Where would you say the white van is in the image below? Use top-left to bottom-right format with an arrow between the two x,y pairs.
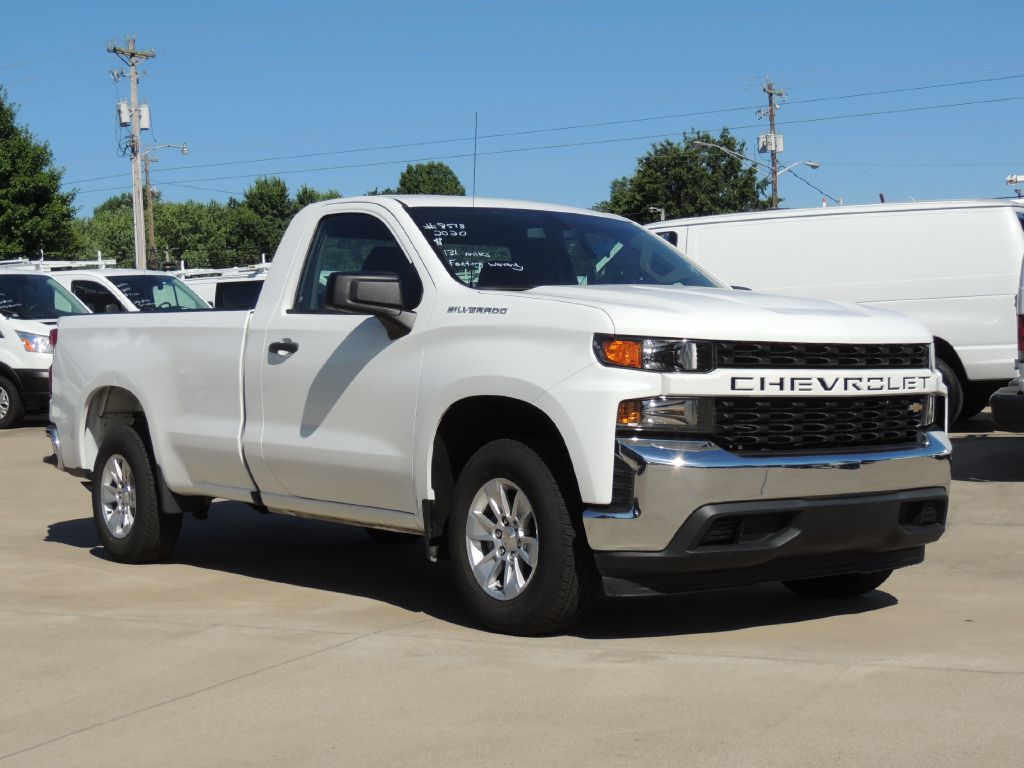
0,272 -> 90,428
649,200 -> 1024,421
45,269 -> 209,313
989,258 -> 1024,431
175,266 -> 267,309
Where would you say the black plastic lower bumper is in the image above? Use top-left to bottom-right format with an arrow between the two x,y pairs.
990,384 -> 1024,432
594,487 -> 947,597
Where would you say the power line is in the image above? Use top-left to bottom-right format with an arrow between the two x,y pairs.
71,93 -> 1024,196
63,74 -> 1024,186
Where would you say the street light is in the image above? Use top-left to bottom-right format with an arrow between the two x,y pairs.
779,160 -> 821,175
648,206 -> 666,221
141,143 -> 188,268
692,140 -> 823,206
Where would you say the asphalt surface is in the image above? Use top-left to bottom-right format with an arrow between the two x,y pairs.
1,414 -> 1022,767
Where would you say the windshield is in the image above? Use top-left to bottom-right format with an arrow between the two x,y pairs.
111,275 -> 209,311
406,207 -> 721,290
0,274 -> 90,319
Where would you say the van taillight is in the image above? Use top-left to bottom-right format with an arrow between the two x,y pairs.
48,329 -> 57,398
1018,314 -> 1024,363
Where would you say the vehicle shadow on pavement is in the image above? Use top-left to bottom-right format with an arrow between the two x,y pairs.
46,501 -> 899,638
46,501 -> 478,629
950,435 -> 1024,482
573,587 -> 896,639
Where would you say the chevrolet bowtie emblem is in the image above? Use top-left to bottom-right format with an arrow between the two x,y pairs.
909,402 -> 924,414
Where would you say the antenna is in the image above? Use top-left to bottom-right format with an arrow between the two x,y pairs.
472,111 -> 478,206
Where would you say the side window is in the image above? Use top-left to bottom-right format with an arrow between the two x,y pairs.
294,213 -> 423,312
71,280 -> 123,313
658,230 -> 678,246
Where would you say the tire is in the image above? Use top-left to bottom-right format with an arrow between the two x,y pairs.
0,375 -> 26,430
960,382 -> 998,421
91,425 -> 182,563
783,569 -> 892,598
448,439 -> 597,635
935,358 -> 963,426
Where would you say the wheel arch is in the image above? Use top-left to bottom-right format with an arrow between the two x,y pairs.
0,362 -> 25,392
423,396 -> 581,556
933,337 -> 967,384
81,385 -> 149,473
80,384 -> 201,516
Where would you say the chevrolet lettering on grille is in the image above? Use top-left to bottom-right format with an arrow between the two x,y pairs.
729,374 -> 933,394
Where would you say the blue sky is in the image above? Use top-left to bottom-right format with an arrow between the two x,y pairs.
4,0 -> 1024,219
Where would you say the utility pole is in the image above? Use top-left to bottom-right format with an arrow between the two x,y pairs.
144,154 -> 157,265
108,36 -> 155,270
757,78 -> 786,208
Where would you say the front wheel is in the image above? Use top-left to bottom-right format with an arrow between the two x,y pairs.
782,569 -> 892,598
92,425 -> 182,563
448,439 -> 596,635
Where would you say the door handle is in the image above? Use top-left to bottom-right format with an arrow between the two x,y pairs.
268,339 -> 299,356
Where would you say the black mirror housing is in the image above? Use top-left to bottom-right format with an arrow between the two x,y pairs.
326,272 -> 403,315
324,272 -> 415,338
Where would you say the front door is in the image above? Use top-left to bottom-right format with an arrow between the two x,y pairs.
246,209 -> 429,515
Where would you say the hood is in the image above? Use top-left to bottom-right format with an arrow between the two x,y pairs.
525,285 -> 933,344
3,317 -> 56,334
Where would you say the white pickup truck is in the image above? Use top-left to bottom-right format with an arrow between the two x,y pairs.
48,196 -> 952,634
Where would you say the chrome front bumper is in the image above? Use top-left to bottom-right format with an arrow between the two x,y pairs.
583,430 -> 952,552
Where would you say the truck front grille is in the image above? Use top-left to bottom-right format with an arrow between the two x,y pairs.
713,396 -> 929,452
715,341 -> 929,369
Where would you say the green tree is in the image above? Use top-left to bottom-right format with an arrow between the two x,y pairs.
75,203 -> 134,266
0,87 -> 77,256
224,177 -> 295,258
294,184 -> 341,208
596,129 -> 770,224
153,200 -> 230,269
394,161 -> 465,195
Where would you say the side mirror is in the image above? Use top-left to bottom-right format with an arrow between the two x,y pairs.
105,303 -> 123,313
324,272 -> 415,338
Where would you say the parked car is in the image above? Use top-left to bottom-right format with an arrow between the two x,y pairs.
0,273 -> 89,428
649,200 -> 1024,422
48,196 -> 951,634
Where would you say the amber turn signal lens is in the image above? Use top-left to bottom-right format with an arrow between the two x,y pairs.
617,400 -> 643,426
601,338 -> 643,369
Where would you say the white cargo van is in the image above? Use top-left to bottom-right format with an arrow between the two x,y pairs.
0,272 -> 90,428
45,269 -> 209,313
2,261 -> 210,314
989,257 -> 1024,431
649,200 -> 1024,421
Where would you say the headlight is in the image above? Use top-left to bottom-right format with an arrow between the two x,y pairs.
617,396 -> 714,433
594,334 -> 713,373
16,331 -> 53,354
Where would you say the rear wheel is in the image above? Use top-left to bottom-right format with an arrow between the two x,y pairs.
92,425 -> 182,563
448,439 -> 596,635
0,376 -> 26,429
783,569 -> 892,598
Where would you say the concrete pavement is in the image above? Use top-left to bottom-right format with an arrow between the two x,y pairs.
1,415 -> 1022,767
